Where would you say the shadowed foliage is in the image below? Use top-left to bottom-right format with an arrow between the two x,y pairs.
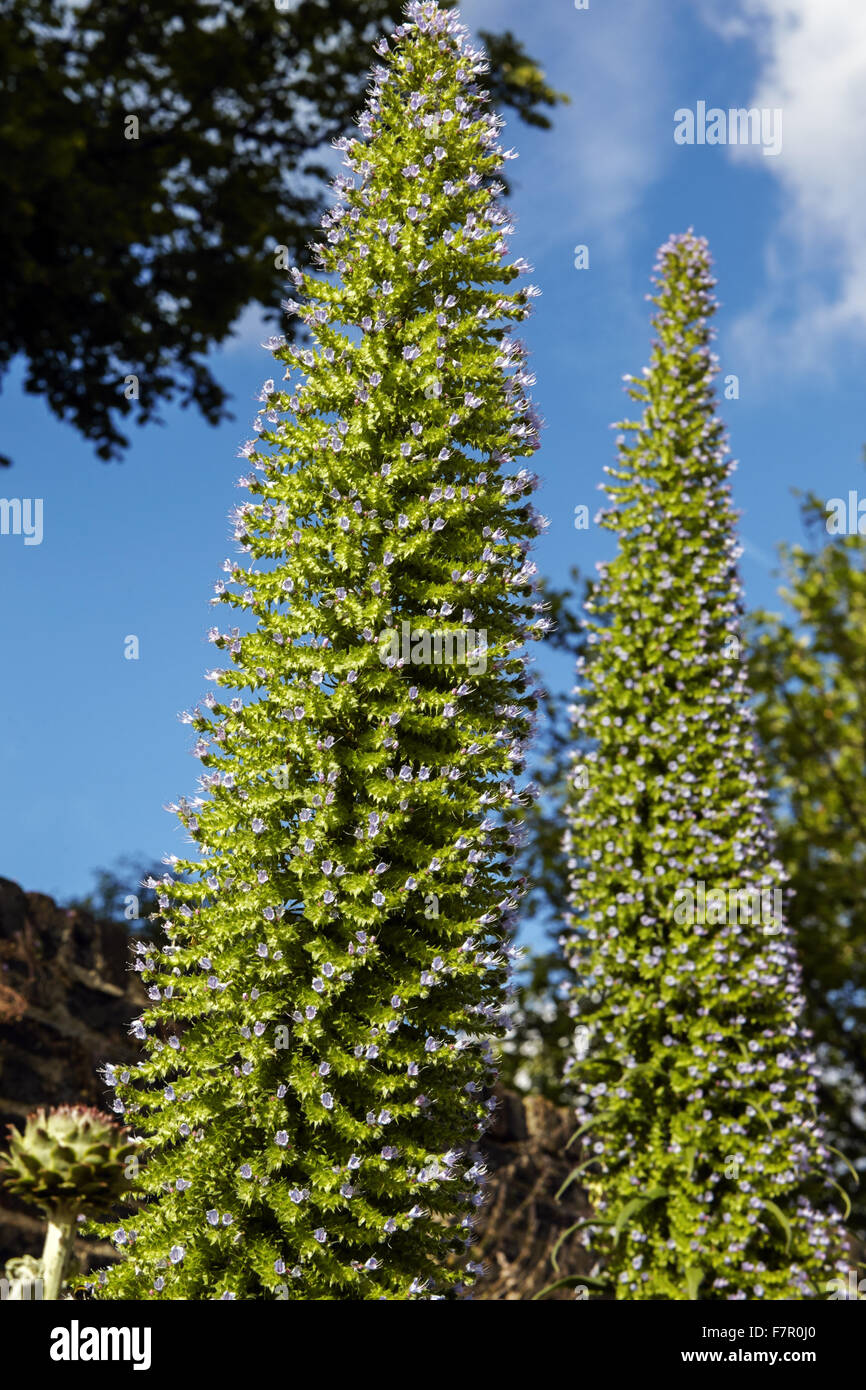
0,0 -> 564,466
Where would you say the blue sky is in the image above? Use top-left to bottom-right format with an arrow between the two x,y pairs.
2,0 -> 864,915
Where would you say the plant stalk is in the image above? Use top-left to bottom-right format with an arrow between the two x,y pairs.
41,1209 -> 77,1300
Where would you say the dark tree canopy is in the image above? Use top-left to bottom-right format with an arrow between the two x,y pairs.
0,0 -> 563,466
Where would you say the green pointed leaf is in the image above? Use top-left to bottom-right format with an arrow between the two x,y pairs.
738,1096 -> 774,1133
760,1199 -> 792,1252
685,1267 -> 705,1301
613,1189 -> 667,1245
565,1110 -> 613,1152
613,1197 -> 650,1244
554,1156 -> 601,1202
826,1177 -> 852,1221
828,1146 -> 860,1188
550,1217 -> 615,1272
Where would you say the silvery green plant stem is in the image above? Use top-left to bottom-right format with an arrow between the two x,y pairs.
88,0 -> 546,1301
41,1211 -> 76,1300
562,232 -> 849,1300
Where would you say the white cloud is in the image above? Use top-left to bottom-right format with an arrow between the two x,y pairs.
716,0 -> 866,369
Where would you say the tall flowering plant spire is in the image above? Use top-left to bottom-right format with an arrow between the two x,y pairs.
561,232 -> 849,1300
87,0 -> 547,1301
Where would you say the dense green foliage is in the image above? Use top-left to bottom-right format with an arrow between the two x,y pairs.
0,0 -> 562,466
749,489 -> 866,1238
85,1 -> 546,1301
561,232 -> 849,1299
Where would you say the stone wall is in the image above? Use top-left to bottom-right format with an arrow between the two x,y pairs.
0,877 -> 146,1271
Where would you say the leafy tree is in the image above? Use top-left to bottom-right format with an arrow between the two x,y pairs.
505,498 -> 866,1239
749,487 -> 866,1238
560,232 -> 849,1300
64,856 -> 163,933
0,0 -> 563,467
84,0 -> 545,1301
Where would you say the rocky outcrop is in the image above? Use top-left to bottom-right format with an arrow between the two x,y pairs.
0,878 -> 145,1272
